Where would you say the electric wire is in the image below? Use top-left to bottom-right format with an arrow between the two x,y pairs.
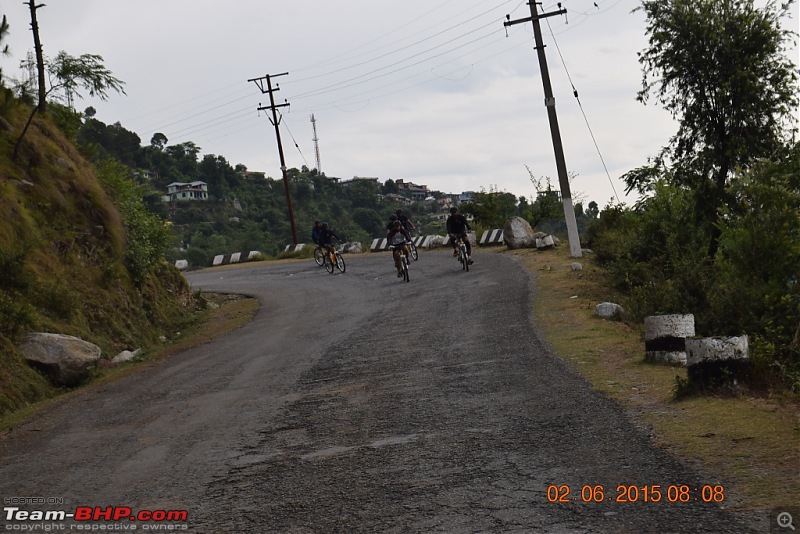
290,0 -> 518,84
279,112 -> 310,169
544,15 -> 621,204
126,3 -> 523,148
292,0 -> 514,75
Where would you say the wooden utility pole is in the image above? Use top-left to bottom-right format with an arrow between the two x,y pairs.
248,72 -> 298,245
505,1 -> 582,258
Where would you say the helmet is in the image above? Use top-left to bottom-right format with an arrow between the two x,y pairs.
314,220 -> 321,225
450,207 -> 458,214
392,220 -> 401,228
396,209 -> 403,215
321,222 -> 328,229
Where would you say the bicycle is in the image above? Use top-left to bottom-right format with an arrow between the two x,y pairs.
313,245 -> 325,267
454,235 -> 470,272
407,239 -> 419,261
322,245 -> 346,274
389,243 -> 410,282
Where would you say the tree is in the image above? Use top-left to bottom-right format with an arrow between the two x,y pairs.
0,15 -> 9,82
382,179 -> 399,195
635,0 -> 799,259
462,186 -> 518,229
48,51 -> 126,104
25,0 -> 46,112
14,50 -> 126,161
151,132 -> 168,150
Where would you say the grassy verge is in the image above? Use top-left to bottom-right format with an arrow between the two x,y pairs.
510,245 -> 799,510
0,292 -> 258,433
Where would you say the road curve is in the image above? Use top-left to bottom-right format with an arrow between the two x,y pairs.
0,249 -> 760,533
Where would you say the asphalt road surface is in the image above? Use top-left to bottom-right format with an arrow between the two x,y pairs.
0,249 -> 763,533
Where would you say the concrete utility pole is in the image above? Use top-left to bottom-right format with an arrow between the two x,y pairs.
505,2 -> 582,258
248,72 -> 299,245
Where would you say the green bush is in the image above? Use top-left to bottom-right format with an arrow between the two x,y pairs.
588,149 -> 800,393
96,159 -> 170,284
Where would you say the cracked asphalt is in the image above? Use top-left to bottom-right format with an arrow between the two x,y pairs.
0,250 -> 762,533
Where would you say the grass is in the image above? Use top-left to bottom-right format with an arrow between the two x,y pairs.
510,244 -> 799,511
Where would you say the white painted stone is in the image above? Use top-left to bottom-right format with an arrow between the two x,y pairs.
644,314 -> 695,341
685,336 -> 749,366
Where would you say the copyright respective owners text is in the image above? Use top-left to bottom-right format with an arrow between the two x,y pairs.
772,507 -> 800,533
3,496 -> 189,531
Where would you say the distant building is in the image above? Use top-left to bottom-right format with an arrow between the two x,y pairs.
395,179 -> 429,201
384,193 -> 413,206
459,191 -> 476,204
340,176 -> 380,187
238,170 -> 266,180
133,169 -> 156,181
164,181 -> 209,202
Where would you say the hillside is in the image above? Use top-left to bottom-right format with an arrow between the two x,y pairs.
0,99 -> 202,416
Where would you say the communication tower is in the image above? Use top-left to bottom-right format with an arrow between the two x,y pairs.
310,113 -> 322,175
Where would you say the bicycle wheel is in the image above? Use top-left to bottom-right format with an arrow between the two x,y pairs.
314,247 -> 324,266
403,255 -> 410,282
335,252 -> 346,273
409,241 -> 418,261
460,244 -> 468,271
324,253 -> 334,273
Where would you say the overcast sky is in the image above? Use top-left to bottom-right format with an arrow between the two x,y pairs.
2,1 -> 798,206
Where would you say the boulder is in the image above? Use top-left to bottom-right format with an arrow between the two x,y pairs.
533,232 -> 561,250
111,348 -> 143,364
595,302 -> 625,321
342,241 -> 363,254
19,333 -> 102,387
503,217 -> 536,249
427,235 -> 449,248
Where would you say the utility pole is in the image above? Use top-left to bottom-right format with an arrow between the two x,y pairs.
310,113 -> 322,175
505,2 -> 582,258
248,72 -> 298,245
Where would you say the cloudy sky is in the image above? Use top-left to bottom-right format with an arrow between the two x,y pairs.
2,1 -> 798,206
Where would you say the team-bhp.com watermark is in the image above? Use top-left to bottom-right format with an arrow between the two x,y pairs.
4,498 -> 188,531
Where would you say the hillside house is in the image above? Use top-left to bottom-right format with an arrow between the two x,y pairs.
164,181 -> 209,202
395,179 -> 429,201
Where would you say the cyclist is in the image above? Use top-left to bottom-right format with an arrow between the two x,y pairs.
446,206 -> 473,264
311,220 -> 323,247
319,222 -> 339,258
395,209 -> 415,234
386,219 -> 412,277
385,214 -> 398,235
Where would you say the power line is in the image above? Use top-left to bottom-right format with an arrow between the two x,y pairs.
544,17 -> 621,204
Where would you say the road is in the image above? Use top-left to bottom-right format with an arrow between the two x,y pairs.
0,249 -> 762,533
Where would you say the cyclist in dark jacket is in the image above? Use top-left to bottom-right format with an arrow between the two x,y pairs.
387,220 -> 412,277
311,220 -> 323,246
385,215 -> 398,235
395,209 -> 415,234
319,222 -> 339,256
446,207 -> 473,263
